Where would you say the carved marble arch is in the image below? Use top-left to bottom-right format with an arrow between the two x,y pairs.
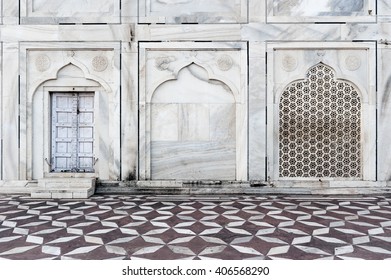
148,63 -> 238,180
28,63 -> 110,180
151,63 -> 236,104
148,62 -> 240,104
278,63 -> 362,178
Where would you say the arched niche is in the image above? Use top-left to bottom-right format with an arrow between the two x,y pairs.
149,64 -> 237,180
278,63 -> 362,178
28,63 -> 114,180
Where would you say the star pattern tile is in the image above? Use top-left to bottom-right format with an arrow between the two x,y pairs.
0,194 -> 390,260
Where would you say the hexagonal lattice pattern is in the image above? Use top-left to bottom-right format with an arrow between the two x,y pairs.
279,63 -> 361,178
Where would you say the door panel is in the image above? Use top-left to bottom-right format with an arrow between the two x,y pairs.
51,93 -> 94,172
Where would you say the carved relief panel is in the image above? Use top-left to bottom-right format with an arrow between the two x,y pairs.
138,0 -> 248,23
139,42 -> 248,181
267,42 -> 376,181
267,0 -> 376,23
20,0 -> 120,24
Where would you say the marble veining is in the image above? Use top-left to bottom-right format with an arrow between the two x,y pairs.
268,0 -> 375,22
21,0 -> 120,23
151,64 -> 236,180
273,0 -> 365,16
151,141 -> 236,180
140,0 -> 248,23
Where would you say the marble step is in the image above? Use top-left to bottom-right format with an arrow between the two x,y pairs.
32,178 -> 96,199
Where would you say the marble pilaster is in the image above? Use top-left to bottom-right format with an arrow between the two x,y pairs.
121,42 -> 139,180
377,46 -> 391,181
2,43 -> 19,180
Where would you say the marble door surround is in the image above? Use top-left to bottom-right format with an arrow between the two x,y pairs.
20,42 -> 121,183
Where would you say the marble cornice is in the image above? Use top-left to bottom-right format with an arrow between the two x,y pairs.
0,22 -> 389,43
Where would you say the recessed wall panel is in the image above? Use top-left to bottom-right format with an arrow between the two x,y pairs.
139,0 -> 248,23
21,0 -> 120,24
267,0 -> 376,23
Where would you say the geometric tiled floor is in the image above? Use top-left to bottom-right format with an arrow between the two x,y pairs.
0,194 -> 391,260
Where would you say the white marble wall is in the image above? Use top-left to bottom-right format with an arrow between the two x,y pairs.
2,0 -> 18,24
1,0 -> 391,190
0,42 -> 2,180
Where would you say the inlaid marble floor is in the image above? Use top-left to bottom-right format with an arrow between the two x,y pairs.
0,194 -> 390,260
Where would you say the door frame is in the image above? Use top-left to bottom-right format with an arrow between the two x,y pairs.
43,87 -> 100,177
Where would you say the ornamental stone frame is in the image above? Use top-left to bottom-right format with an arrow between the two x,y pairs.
267,42 -> 376,184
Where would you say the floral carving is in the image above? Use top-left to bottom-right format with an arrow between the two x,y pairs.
217,54 -> 233,71
345,55 -> 361,71
92,56 -> 108,72
35,55 -> 51,72
155,56 -> 176,71
282,55 -> 297,72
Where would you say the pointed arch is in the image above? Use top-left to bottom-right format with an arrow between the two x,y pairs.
152,63 -> 235,104
29,62 -> 112,100
148,62 -> 240,103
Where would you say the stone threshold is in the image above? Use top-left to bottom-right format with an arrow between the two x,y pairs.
1,180 -> 391,197
95,180 -> 391,196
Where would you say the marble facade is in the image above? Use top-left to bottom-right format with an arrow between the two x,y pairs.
0,1 -> 391,197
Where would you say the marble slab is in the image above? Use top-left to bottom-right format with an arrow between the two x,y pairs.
151,141 -> 236,180
139,0 -> 248,23
267,0 -> 376,23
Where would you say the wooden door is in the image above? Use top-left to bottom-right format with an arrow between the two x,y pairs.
51,92 -> 95,172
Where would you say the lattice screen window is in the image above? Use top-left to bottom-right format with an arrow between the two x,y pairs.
279,63 -> 361,178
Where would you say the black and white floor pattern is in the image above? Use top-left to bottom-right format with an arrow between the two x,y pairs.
0,194 -> 390,260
